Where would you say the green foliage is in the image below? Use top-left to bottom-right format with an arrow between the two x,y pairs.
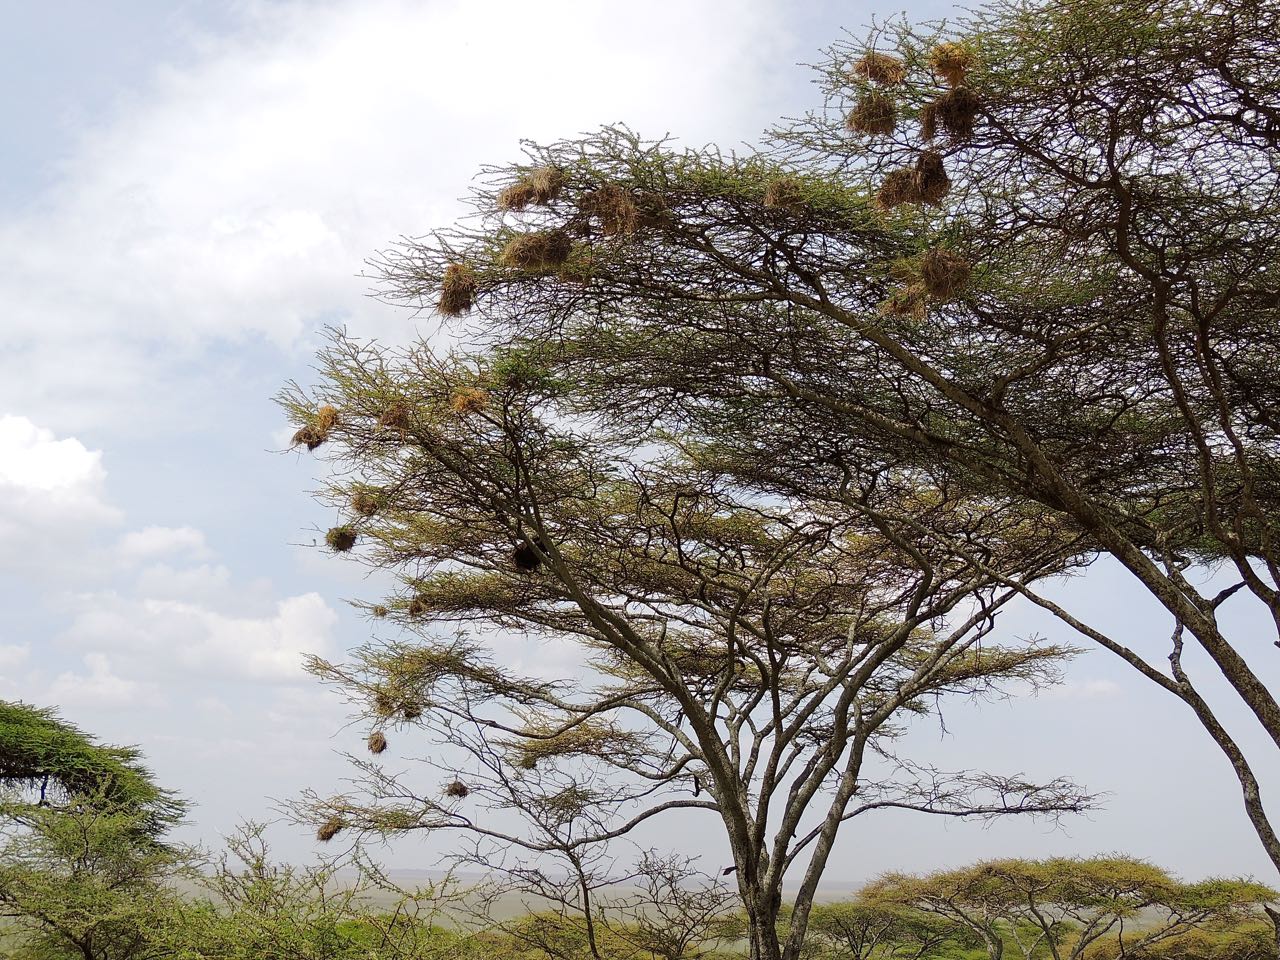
805,900 -> 983,959
0,799 -> 192,960
862,857 -> 1278,960
0,701 -> 184,834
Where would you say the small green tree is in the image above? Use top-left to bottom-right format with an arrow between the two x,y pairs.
0,801 -> 192,960
0,701 -> 183,836
862,858 -> 1277,960
0,705 -> 191,960
805,900 -> 981,959
168,822 -> 463,960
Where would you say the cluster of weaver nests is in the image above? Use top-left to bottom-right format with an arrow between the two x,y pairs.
843,43 -> 981,213
291,404 -> 339,451
844,44 -> 981,316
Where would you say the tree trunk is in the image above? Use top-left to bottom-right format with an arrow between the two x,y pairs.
745,893 -> 784,960
1264,904 -> 1280,960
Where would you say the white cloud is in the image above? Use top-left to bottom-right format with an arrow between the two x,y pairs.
61,591 -> 339,683
0,643 -> 30,672
0,414 -> 107,493
117,525 -> 211,563
0,415 -> 121,576
0,0 -> 792,431
46,653 -> 155,709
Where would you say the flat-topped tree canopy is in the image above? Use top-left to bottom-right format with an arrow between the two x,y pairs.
0,701 -> 184,837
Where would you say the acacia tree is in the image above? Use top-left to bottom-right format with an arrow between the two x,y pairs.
472,854 -> 740,960
284,334 -> 1093,960
355,0 -> 1280,886
169,822 -> 465,960
862,858 -> 1278,960
0,704 -> 192,960
804,898 -> 981,959
0,701 -> 184,835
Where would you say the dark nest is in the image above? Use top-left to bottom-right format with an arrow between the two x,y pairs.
763,176 -> 804,209
583,184 -> 640,237
351,490 -> 380,517
449,387 -> 488,416
912,151 -> 951,205
371,605 -> 389,618
438,263 -> 478,317
920,87 -> 981,142
407,596 -> 429,618
498,166 -> 565,210
292,404 -> 339,451
928,42 -> 974,87
367,730 -> 388,755
444,780 -> 470,799
846,91 -> 898,136
316,817 -> 344,842
499,230 -> 573,271
920,247 -> 972,300
377,403 -> 412,432
876,168 -> 920,211
325,525 -> 357,553
851,51 -> 908,85
291,425 -> 325,451
513,537 -> 545,572
402,701 -> 423,721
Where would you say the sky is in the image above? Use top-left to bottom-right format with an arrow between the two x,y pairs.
2,0 -> 1278,884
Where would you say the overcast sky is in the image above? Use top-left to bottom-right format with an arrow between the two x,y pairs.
3,0 -> 1278,883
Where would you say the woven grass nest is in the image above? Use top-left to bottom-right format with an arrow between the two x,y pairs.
291,425 -> 325,450
367,730 -> 388,754
763,176 -> 804,210
879,152 -> 952,210
919,247 -> 971,300
497,166 -> 565,211
499,230 -> 573,271
438,263 -> 478,317
876,168 -> 918,211
325,525 -> 357,553
582,184 -> 640,237
880,284 -> 928,321
920,88 -> 981,143
846,91 -> 897,136
292,404 -> 339,451
351,490 -> 380,517
928,42 -> 974,87
444,780 -> 470,799
913,150 -> 950,205
316,816 -> 344,842
377,403 -> 412,432
449,387 -> 488,416
513,536 -> 547,572
851,51 -> 907,85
